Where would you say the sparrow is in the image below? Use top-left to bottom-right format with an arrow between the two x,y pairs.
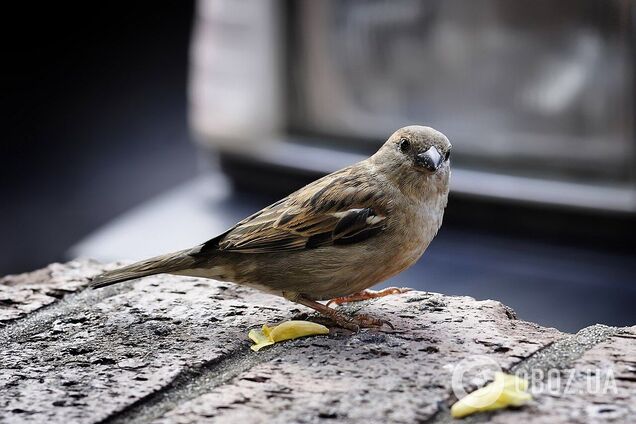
91,125 -> 452,330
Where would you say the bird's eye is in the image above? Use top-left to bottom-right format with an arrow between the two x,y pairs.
444,149 -> 451,161
399,138 -> 411,153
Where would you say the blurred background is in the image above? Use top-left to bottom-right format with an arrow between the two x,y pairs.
2,0 -> 635,332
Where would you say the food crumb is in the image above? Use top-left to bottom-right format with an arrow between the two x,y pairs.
248,320 -> 329,351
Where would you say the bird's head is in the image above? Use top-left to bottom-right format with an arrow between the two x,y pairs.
382,125 -> 451,173
371,125 -> 451,196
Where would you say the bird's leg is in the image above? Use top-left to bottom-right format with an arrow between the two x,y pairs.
326,287 -> 411,307
283,292 -> 392,331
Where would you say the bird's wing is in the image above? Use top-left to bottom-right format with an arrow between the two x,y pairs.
199,168 -> 388,254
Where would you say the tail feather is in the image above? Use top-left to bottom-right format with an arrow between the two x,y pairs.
90,249 -> 198,289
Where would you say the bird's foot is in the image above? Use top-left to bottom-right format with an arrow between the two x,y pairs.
283,291 -> 394,332
326,287 -> 411,307
327,311 -> 394,332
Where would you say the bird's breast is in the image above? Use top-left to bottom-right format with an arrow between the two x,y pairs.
388,190 -> 447,269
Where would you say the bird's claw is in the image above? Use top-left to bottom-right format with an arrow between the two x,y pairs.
332,313 -> 394,332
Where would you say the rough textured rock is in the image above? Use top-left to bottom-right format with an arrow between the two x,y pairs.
0,260 -> 103,321
0,261 -> 633,424
489,327 -> 636,424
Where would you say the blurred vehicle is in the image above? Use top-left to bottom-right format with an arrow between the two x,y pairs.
190,0 -> 636,214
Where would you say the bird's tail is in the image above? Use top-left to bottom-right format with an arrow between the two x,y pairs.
90,249 -> 198,289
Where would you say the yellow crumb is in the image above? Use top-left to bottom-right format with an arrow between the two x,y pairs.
248,320 -> 329,351
451,372 -> 532,418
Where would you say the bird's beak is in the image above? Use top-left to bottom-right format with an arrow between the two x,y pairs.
415,146 -> 444,172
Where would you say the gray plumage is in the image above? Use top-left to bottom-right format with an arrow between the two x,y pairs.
90,249 -> 197,288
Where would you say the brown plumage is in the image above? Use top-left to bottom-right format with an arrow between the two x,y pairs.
91,125 -> 452,330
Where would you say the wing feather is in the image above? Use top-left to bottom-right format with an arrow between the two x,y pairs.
199,166 -> 388,254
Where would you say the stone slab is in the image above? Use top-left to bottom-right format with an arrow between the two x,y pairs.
0,261 -> 633,424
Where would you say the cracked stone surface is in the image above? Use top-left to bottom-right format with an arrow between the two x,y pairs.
488,328 -> 636,424
0,260 -> 104,321
0,261 -> 634,424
